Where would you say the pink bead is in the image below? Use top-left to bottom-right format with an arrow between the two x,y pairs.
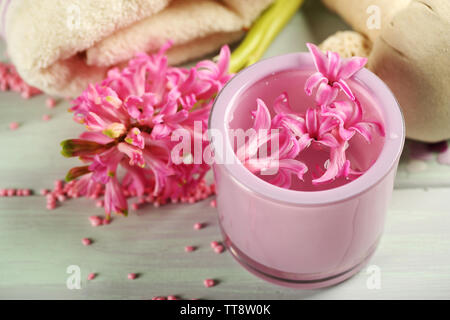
102,218 -> 111,225
184,246 -> 195,253
89,216 -> 103,227
46,203 -> 56,210
40,189 -> 49,195
214,245 -> 225,254
57,194 -> 66,202
152,296 -> 167,300
0,189 -> 6,197
87,273 -> 96,280
193,222 -> 204,230
210,241 -> 219,248
16,189 -> 23,196
95,200 -> 104,208
210,199 -> 217,208
46,98 -> 56,108
167,295 -> 179,300
9,122 -> 19,130
127,273 -> 137,280
22,189 -> 31,196
203,279 -> 216,288
7,189 -> 16,196
131,203 -> 139,211
82,238 -> 92,246
42,114 -> 51,121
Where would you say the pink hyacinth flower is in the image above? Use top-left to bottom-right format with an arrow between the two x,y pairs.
63,42 -> 231,216
323,100 -> 385,143
237,98 -> 308,188
312,141 -> 362,185
304,43 -> 367,106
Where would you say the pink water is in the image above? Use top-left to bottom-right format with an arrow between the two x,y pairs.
227,70 -> 385,191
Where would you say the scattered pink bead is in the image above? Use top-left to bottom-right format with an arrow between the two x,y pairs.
193,222 -> 205,230
152,296 -> 167,300
95,200 -> 104,208
210,241 -> 219,249
46,203 -> 56,210
203,279 -> 216,288
40,189 -> 49,196
89,216 -> 103,227
42,114 -> 51,121
184,246 -> 196,253
131,203 -> 139,211
21,189 -> 31,196
7,189 -> 16,197
57,194 -> 66,202
82,238 -> 92,246
214,245 -> 225,254
9,122 -> 19,130
87,273 -> 96,280
0,189 -> 6,197
127,273 -> 137,280
167,295 -> 179,300
46,98 -> 56,108
210,199 -> 217,208
437,148 -> 450,165
102,218 -> 111,225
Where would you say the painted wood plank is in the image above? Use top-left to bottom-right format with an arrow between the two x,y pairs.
0,188 -> 449,299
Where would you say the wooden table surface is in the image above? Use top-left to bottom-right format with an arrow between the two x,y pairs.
1,1 -> 449,299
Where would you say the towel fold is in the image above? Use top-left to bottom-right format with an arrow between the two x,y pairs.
0,0 -> 273,97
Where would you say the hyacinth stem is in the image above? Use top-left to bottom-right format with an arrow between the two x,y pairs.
229,0 -> 305,73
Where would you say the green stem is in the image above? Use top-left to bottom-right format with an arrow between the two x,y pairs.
229,0 -> 305,73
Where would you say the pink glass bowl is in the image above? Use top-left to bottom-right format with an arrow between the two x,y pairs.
209,52 -> 405,289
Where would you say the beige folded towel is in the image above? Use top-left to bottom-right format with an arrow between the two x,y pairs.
0,0 -> 273,97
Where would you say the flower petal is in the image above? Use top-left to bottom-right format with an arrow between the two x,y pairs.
278,159 -> 308,181
306,43 -> 328,75
334,79 -> 355,101
304,73 -> 327,96
273,92 -> 294,114
79,131 -> 114,144
338,57 -> 367,79
252,99 -> 272,131
326,51 -> 341,80
316,82 -> 339,106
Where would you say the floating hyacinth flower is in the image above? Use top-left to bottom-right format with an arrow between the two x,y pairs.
239,43 -> 385,187
61,43 -> 231,218
304,43 -> 367,107
323,100 -> 385,143
237,98 -> 308,189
